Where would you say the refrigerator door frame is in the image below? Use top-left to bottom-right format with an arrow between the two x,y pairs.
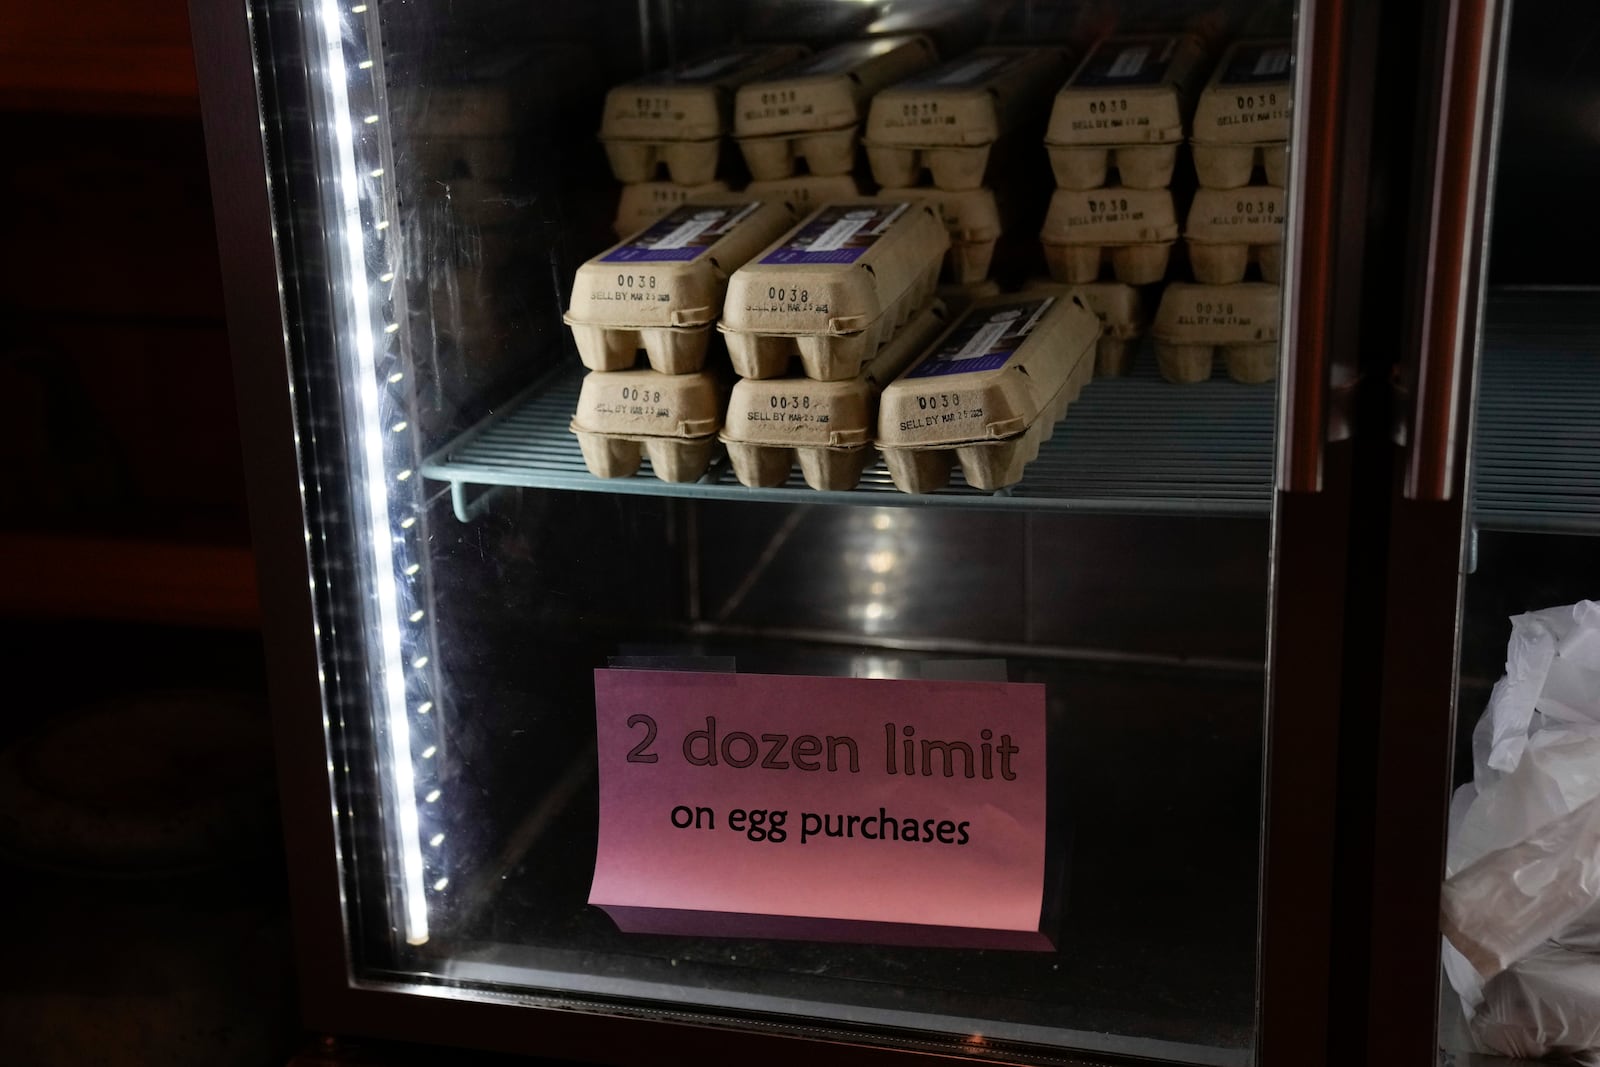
1363,0 -> 1514,1061
192,0 -> 1378,1063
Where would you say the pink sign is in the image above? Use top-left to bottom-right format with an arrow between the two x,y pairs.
589,669 -> 1050,950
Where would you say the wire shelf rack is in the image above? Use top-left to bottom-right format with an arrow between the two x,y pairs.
421,348 -> 1278,521
1474,292 -> 1600,534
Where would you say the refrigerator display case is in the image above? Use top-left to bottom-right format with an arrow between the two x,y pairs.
190,0 -> 1585,1062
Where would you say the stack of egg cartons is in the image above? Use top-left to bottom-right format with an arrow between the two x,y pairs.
732,37 -> 939,213
599,46 -> 807,239
564,197 -> 796,481
1040,34 -> 1208,376
861,48 -> 1074,296
716,201 -> 950,490
1154,38 -> 1292,383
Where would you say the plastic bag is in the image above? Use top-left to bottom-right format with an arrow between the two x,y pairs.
1442,792 -> 1600,979
1470,943 -> 1600,1064
1443,600 -> 1600,1060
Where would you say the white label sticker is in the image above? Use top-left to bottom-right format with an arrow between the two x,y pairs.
808,202 -> 907,252
654,202 -> 760,249
1253,49 -> 1290,77
935,54 -> 1011,86
1107,46 -> 1150,79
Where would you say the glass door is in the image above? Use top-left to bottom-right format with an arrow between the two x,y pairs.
1366,1 -> 1600,1063
195,0 -> 1377,1062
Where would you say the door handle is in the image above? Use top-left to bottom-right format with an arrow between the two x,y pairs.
1402,0 -> 1508,501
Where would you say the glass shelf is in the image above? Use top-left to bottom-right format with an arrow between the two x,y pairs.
1474,291 -> 1600,534
422,344 -> 1278,522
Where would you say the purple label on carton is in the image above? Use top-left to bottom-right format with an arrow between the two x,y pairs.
905,298 -> 1054,378
759,202 -> 909,265
1071,35 -> 1181,88
1220,42 -> 1292,85
601,202 -> 762,263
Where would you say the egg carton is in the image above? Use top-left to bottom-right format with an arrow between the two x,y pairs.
1190,40 -> 1293,189
1184,186 -> 1286,283
1190,141 -> 1289,189
1042,34 -> 1209,190
736,126 -> 860,181
720,200 -> 950,380
570,367 -> 726,482
1065,281 -> 1147,377
573,432 -> 722,482
1040,186 -> 1178,285
1045,143 -> 1178,191
599,44 -> 810,184
601,45 -> 810,141
613,180 -> 732,240
733,35 -> 939,180
719,302 -> 949,490
565,196 -> 797,373
863,47 -> 1074,191
720,260 -> 941,380
877,291 -> 1102,493
745,174 -> 862,213
877,186 -> 1002,285
879,356 -> 1094,492
601,138 -> 723,186
1192,39 -> 1294,144
1151,281 -> 1281,383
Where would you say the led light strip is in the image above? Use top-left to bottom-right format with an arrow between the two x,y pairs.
318,0 -> 430,945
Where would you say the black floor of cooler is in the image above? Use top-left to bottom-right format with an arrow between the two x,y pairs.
428,651 -> 1262,1061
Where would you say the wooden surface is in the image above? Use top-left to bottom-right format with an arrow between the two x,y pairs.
0,0 -> 255,629
0,532 -> 259,628
0,1 -> 199,114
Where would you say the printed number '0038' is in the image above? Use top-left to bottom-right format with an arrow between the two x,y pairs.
617,274 -> 657,289
621,387 -> 662,403
770,395 -> 810,410
1235,92 -> 1279,109
768,286 -> 809,303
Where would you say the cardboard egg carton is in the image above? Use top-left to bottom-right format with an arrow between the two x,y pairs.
877,292 -> 1102,493
1040,187 -> 1178,284
570,368 -> 727,482
863,47 -> 1073,191
720,201 -> 950,381
745,174 -> 862,214
1191,40 -> 1293,189
1044,34 -> 1209,190
877,186 -> 1002,284
613,180 -> 731,239
1151,281 -> 1281,383
1066,281 -> 1148,376
1184,185 -> 1285,284
599,45 -> 809,185
720,302 -> 950,490
565,197 -> 797,374
733,36 -> 939,181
